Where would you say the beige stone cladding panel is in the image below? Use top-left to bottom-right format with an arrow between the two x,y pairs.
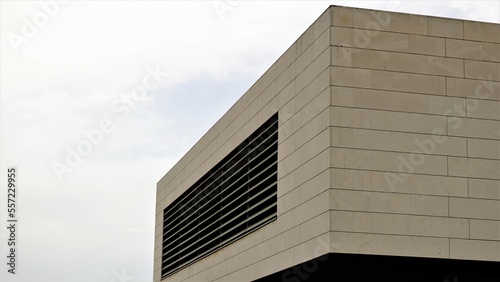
470,220 -> 500,241
450,239 -> 500,261
344,48 -> 463,77
466,99 -> 500,120
331,127 -> 466,157
465,60 -> 500,81
330,188 -> 448,217
447,117 -> 500,140
450,195 -> 500,219
464,20 -> 500,44
331,210 -> 469,238
446,38 -> 500,62
332,86 -> 466,116
331,106 -> 447,135
330,65 -> 446,96
331,146 -> 448,176
332,39 -> 464,78
447,77 -> 500,101
331,168 -> 468,198
468,139 -> 500,160
331,26 -> 445,57
448,157 -> 500,179
469,179 -> 500,200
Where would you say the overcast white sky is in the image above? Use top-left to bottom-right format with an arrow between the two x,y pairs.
0,1 -> 499,282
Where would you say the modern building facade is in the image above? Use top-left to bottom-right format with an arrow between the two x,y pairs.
154,6 -> 500,281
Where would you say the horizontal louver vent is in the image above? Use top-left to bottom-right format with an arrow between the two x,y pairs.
161,113 -> 279,279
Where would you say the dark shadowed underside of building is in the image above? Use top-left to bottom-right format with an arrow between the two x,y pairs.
254,253 -> 500,282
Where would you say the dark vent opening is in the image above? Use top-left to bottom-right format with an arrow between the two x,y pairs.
161,113 -> 279,279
